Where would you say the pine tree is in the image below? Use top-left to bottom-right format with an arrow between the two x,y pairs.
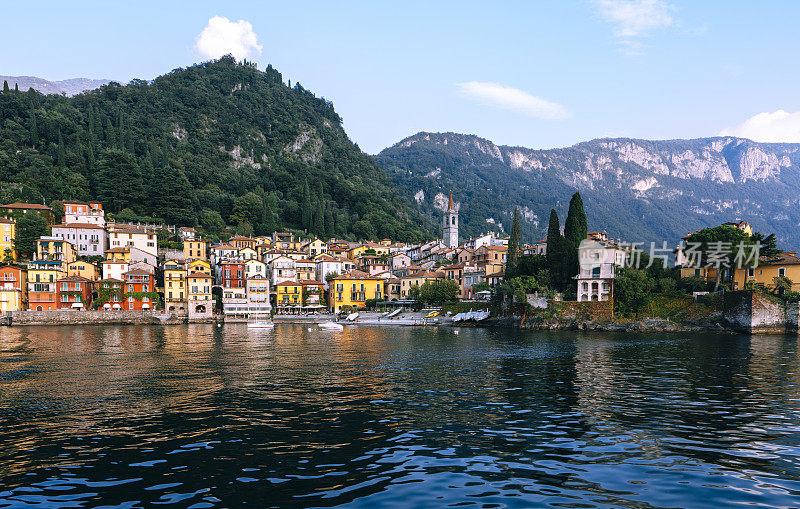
313,181 -> 324,237
104,118 -> 115,148
150,163 -> 194,225
506,208 -> 521,279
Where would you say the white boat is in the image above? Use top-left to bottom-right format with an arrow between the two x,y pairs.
318,321 -> 344,330
247,312 -> 274,329
247,321 -> 274,329
346,312 -> 359,321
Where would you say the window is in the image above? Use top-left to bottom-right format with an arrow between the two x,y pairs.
748,268 -> 754,277
780,268 -> 786,277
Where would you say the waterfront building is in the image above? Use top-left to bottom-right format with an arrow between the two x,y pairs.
0,218 -> 16,262
56,276 -> 93,309
733,251 -> 800,292
188,259 -> 212,276
123,269 -> 155,310
163,260 -> 187,313
187,273 -> 214,320
245,275 -> 271,318
275,280 -> 302,311
300,280 -> 325,310
63,200 -> 105,227
384,277 -> 401,301
444,262 -> 483,299
575,239 -> 627,302
27,261 -> 64,310
51,222 -> 105,256
96,278 -> 124,309
0,265 -> 27,312
328,270 -> 383,313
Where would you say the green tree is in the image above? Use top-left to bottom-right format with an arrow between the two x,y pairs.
50,200 -> 65,223
2,81 -> 8,93
685,225 -> 755,289
199,209 -> 225,234
614,268 -> 655,319
506,208 -> 521,279
562,192 -> 588,285
95,149 -> 145,213
301,180 -> 312,232
151,163 -> 195,225
14,212 -> 49,258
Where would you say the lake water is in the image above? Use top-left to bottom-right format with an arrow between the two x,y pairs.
1,325 -> 800,508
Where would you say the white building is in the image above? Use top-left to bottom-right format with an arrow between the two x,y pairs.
102,260 -> 129,281
51,223 -> 106,256
63,200 -> 105,227
466,232 -> 508,251
108,225 -> 157,258
269,256 -> 296,286
245,259 -> 268,279
576,239 -> 627,302
314,255 -> 343,289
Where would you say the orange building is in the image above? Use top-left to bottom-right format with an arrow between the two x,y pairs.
123,269 -> 155,310
56,276 -> 93,309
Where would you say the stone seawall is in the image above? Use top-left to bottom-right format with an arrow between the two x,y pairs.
723,291 -> 790,334
8,310 -> 185,326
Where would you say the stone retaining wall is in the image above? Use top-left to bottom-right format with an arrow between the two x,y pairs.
723,291 -> 788,334
9,310 -> 185,326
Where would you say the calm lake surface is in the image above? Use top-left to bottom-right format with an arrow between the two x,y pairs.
1,325 -> 800,508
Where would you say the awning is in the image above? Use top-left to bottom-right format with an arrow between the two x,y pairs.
112,303 -> 121,309
71,302 -> 84,309
142,304 -> 151,309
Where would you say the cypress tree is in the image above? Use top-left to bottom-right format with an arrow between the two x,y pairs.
104,118 -> 115,148
57,130 -> 66,167
563,192 -> 588,247
546,209 -> 561,261
301,180 -> 312,232
324,204 -> 334,239
506,208 -> 521,279
2,81 -> 8,93
14,83 -> 19,92
29,111 -> 38,148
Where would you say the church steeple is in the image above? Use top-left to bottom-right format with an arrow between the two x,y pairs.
443,189 -> 459,248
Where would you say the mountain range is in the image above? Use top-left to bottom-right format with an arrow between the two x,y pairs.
376,132 -> 800,248
0,76 -> 111,96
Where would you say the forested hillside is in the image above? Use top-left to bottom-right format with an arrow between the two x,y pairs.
0,57 -> 433,242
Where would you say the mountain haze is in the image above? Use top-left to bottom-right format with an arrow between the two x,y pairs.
376,132 -> 800,247
0,76 -> 111,96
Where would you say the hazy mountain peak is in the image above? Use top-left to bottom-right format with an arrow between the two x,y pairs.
0,75 -> 111,96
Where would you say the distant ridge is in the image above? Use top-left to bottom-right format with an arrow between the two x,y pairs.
0,75 -> 111,96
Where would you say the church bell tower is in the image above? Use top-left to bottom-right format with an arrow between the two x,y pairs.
443,190 -> 458,248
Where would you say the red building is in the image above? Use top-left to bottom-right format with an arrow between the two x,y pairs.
56,276 -> 93,310
97,278 -> 124,309
123,269 -> 155,310
220,261 -> 245,290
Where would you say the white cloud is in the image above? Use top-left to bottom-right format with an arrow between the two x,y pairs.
592,0 -> 674,54
455,82 -> 570,120
195,16 -> 262,61
719,110 -> 800,143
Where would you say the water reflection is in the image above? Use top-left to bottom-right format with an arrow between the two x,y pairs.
1,325 -> 799,507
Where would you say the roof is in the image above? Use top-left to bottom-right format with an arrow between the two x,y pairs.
0,217 -> 15,224
99,278 -> 124,283
188,273 -> 214,279
102,260 -> 128,265
2,203 -> 52,210
108,225 -> 153,234
332,270 -> 380,281
105,247 -> 130,253
123,269 -> 152,277
314,254 -> 341,262
300,279 -> 324,285
447,190 -> 454,211
57,275 -> 92,283
54,222 -> 105,230
276,279 -> 302,286
229,235 -> 256,241
760,252 -> 800,266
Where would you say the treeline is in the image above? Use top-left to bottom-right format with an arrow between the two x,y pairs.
0,57 -> 433,242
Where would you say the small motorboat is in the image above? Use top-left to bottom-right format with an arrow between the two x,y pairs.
317,321 -> 344,331
247,321 -> 274,329
346,312 -> 359,322
425,310 -> 440,318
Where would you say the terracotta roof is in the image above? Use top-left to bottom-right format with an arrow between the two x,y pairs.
123,269 -> 152,276
57,275 -> 92,283
332,270 -> 380,281
386,278 -> 400,283
99,278 -> 124,283
300,279 -> 324,285
276,280 -> 302,286
102,260 -> 128,265
760,252 -> 800,266
2,203 -> 52,210
188,273 -> 214,279
55,222 -> 104,229
314,254 -> 340,262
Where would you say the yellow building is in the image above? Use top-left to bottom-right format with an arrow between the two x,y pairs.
276,280 -> 302,310
328,270 -> 383,313
347,243 -> 390,260
187,273 -> 214,311
733,252 -> 800,291
183,240 -> 207,261
188,259 -> 212,275
400,270 -> 445,298
0,218 -> 16,262
0,265 -> 27,312
164,260 -> 188,311
66,261 -> 101,281
35,237 -> 77,266
105,247 -> 130,261
303,238 -> 328,257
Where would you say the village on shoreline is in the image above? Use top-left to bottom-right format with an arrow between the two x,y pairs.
0,190 -> 798,333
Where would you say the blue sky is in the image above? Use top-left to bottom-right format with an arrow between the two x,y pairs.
2,1 -> 799,153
